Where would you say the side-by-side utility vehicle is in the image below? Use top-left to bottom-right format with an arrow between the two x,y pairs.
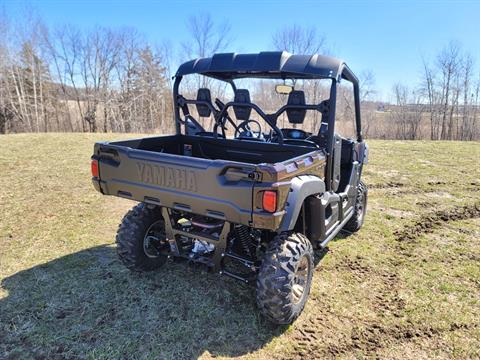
91,51 -> 368,324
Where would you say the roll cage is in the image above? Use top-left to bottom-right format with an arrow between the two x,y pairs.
172,51 -> 363,191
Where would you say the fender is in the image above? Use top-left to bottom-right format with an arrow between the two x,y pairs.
278,175 -> 325,232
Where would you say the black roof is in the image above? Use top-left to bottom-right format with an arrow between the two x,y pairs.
175,51 -> 356,82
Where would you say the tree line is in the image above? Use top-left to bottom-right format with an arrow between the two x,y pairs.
0,15 -> 172,134
0,11 -> 479,140
388,41 -> 480,141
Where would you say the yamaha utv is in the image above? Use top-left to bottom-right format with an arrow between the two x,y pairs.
91,51 -> 368,324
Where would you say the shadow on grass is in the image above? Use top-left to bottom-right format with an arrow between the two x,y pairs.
0,245 -> 286,359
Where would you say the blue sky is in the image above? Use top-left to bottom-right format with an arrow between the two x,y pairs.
2,0 -> 480,100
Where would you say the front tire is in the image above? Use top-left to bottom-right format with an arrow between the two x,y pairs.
256,232 -> 314,324
116,203 -> 169,272
344,181 -> 368,233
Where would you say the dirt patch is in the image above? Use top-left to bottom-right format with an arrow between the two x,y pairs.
369,181 -> 405,189
293,318 -> 478,359
423,191 -> 454,199
288,257 -> 406,359
377,207 -> 414,219
416,201 -> 435,208
284,305 -> 337,360
288,319 -> 450,359
332,256 -> 372,278
332,256 -> 404,317
372,272 -> 405,318
395,203 -> 480,242
325,320 -> 448,357
466,182 -> 480,192
427,180 -> 448,186
369,181 -> 417,198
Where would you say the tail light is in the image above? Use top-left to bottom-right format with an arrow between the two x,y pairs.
262,190 -> 277,213
91,159 -> 99,178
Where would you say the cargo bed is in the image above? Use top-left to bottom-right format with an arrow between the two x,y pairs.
92,135 -> 326,229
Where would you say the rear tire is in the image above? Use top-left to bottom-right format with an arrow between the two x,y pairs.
116,203 -> 168,272
344,181 -> 368,232
256,232 -> 314,325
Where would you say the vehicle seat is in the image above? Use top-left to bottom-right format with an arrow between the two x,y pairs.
233,89 -> 252,120
286,90 -> 306,124
196,88 -> 213,117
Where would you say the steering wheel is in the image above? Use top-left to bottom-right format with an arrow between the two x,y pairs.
283,139 -> 320,148
234,120 -> 263,140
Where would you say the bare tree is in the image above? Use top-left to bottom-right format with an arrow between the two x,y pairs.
392,83 -> 424,140
54,25 -> 86,131
359,70 -> 376,102
180,13 -> 232,129
79,27 -> 122,132
436,41 -> 462,140
358,71 -> 376,138
460,53 -> 474,140
471,74 -> 480,140
0,11 -> 11,133
420,57 -> 439,140
182,13 -> 231,90
272,24 -> 326,54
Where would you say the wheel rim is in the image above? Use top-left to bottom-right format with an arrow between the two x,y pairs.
143,220 -> 168,258
292,256 -> 310,304
357,193 -> 366,222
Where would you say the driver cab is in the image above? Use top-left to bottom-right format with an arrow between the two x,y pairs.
185,86 -> 323,148
182,82 -> 354,195
175,51 -> 365,197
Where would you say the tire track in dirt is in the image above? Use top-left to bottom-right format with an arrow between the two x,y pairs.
288,311 -> 478,359
394,203 -> 480,243
369,181 -> 405,189
287,203 -> 480,359
332,257 -> 405,318
323,321 -> 476,358
287,257 -> 407,359
371,180 -> 479,198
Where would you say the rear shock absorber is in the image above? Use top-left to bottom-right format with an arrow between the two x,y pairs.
234,225 -> 253,258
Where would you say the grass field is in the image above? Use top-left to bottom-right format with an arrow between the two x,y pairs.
1,133 -> 479,359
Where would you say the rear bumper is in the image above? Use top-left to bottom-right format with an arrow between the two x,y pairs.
92,177 -> 102,193
92,175 -> 288,230
252,210 -> 285,229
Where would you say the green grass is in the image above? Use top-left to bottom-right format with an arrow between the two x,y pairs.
1,134 -> 479,359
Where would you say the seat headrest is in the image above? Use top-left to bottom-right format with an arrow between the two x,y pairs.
286,90 -> 306,124
233,89 -> 252,121
196,88 -> 212,117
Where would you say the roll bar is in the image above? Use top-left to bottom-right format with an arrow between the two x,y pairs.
172,71 -> 362,192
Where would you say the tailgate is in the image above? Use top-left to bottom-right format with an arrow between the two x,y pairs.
93,143 -> 258,226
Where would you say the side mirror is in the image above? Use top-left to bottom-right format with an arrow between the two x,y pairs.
275,84 -> 293,95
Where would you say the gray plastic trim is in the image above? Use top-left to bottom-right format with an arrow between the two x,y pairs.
279,175 -> 326,232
